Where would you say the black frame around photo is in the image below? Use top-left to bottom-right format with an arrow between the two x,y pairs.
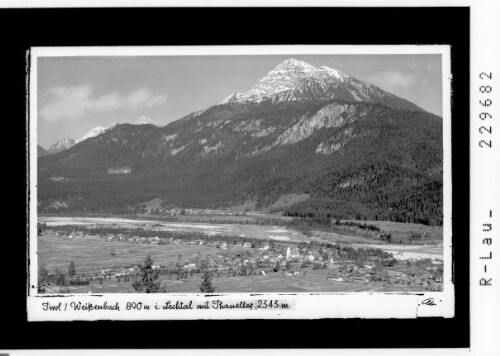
3,6 -> 469,349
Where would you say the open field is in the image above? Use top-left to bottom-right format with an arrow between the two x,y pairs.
346,219 -> 443,243
309,231 -> 384,245
39,216 -> 307,242
37,236 -> 219,274
350,243 -> 442,261
38,227 -> 443,293
42,268 -> 436,294
39,215 -> 442,247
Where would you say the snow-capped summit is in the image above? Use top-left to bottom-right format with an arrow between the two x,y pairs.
48,138 -> 75,154
319,66 -> 347,81
216,57 -> 422,109
75,123 -> 118,144
46,123 -> 119,154
135,116 -> 160,126
272,58 -> 317,73
48,120 -> 156,153
219,58 -> 351,105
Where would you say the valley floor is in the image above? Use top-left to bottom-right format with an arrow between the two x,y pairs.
36,214 -> 444,294
41,269 -> 437,294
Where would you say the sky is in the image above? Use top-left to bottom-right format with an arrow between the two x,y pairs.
37,54 -> 443,148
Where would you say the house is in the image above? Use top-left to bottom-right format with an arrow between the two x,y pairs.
349,276 -> 368,283
311,251 -> 322,260
108,166 -> 132,174
148,236 -> 160,244
218,242 -> 228,249
433,275 -> 443,283
328,277 -> 343,282
386,270 -> 404,278
242,242 -> 252,248
286,246 -> 300,260
100,268 -> 112,275
257,261 -> 274,269
288,262 -> 302,271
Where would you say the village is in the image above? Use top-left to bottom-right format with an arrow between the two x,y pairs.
37,222 -> 444,293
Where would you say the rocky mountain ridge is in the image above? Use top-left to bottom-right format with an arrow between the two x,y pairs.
219,58 -> 423,112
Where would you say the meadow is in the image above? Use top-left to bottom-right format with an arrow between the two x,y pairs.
37,236 -> 219,274
43,268 -> 433,294
39,216 -> 307,242
346,219 -> 443,243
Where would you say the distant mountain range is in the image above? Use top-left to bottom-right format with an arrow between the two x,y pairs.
44,117 -> 160,155
38,59 -> 443,225
37,145 -> 50,157
47,138 -> 75,154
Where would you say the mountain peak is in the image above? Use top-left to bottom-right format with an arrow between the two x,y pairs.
135,116 -> 160,126
218,59 -> 422,111
48,138 -> 76,154
273,58 -> 317,72
219,59 -> 321,104
319,65 -> 348,81
219,58 -> 353,105
75,123 -> 118,144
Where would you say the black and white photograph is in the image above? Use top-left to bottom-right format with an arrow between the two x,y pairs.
27,45 -> 454,320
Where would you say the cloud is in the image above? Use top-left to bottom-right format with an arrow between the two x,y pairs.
367,71 -> 416,93
40,85 -> 167,122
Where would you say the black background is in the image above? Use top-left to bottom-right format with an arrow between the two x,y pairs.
1,7 -> 469,349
